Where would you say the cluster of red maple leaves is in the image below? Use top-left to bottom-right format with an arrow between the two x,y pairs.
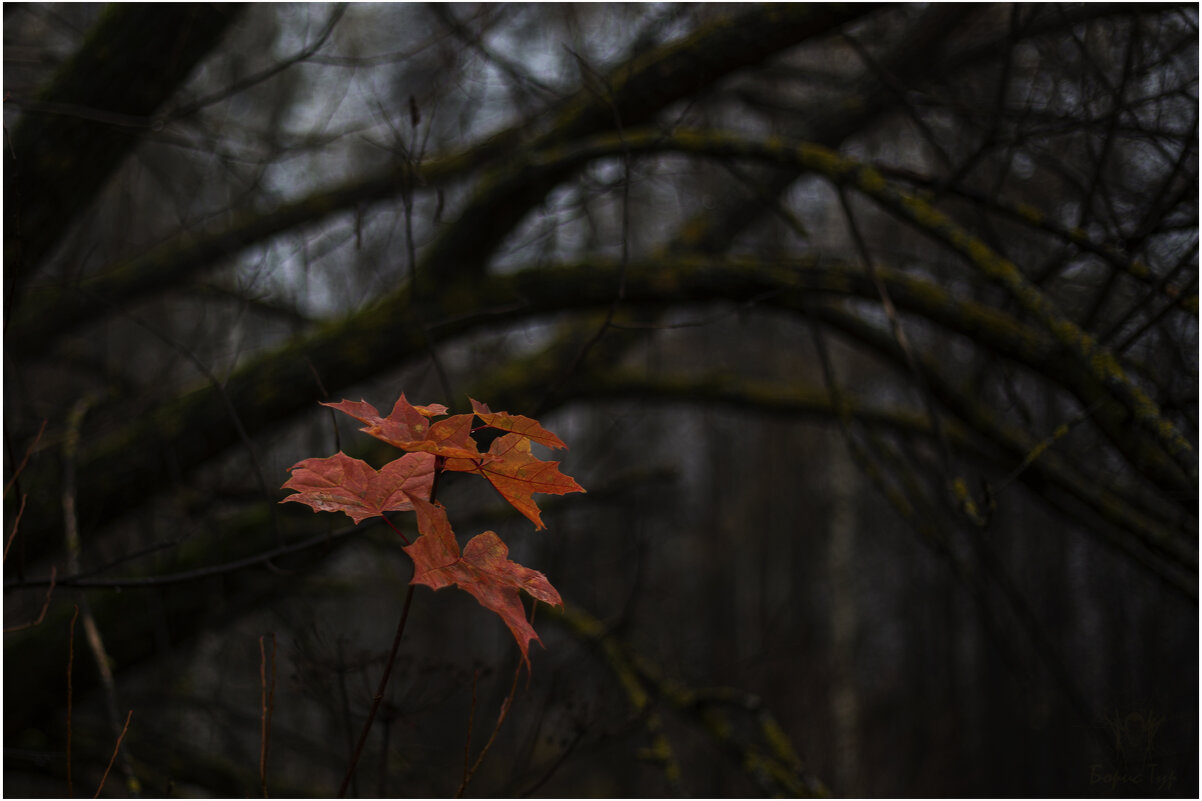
281,394 -> 584,668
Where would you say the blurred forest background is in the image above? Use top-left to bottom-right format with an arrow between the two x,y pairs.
3,3 -> 1197,797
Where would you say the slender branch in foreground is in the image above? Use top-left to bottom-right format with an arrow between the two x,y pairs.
457,653 -> 523,797
4,417 -> 46,498
67,604 -> 80,798
93,710 -> 132,799
337,584 -> 415,798
259,633 -> 277,798
63,395 -> 139,796
3,493 -> 27,562
3,563 -> 55,632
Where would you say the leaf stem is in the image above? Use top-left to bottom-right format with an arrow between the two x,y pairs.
379,515 -> 410,546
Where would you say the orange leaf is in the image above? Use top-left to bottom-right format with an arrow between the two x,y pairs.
444,433 -> 584,529
470,398 -> 568,449
403,498 -> 561,669
419,413 -> 485,460
280,451 -> 435,525
323,395 -> 486,460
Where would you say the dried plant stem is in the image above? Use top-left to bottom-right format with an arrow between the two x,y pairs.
67,604 -> 80,798
4,418 -> 45,574
63,395 -> 138,795
4,492 -> 27,561
78,597 -> 135,781
93,710 -> 132,798
3,417 -> 46,498
5,563 -> 55,632
336,641 -> 358,798
259,633 -> 277,797
837,187 -> 957,494
461,670 -> 479,786
456,652 -> 523,797
337,585 -> 415,798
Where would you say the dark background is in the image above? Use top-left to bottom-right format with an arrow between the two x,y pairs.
4,3 -> 1197,797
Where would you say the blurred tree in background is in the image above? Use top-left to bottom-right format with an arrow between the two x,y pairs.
4,3 -> 1196,797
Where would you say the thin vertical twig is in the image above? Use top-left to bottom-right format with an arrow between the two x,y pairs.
339,429 -> 433,797
834,187 -> 985,523
337,585 -> 415,798
67,604 -> 80,798
540,50 -> 633,416
377,711 -> 393,798
63,395 -> 138,795
106,305 -> 281,542
3,417 -> 46,498
461,669 -> 480,785
4,492 -> 27,561
378,91 -> 454,402
456,652 -> 523,797
4,418 -> 45,572
93,710 -> 132,798
336,639 -> 359,799
4,563 -> 56,632
259,633 -> 277,798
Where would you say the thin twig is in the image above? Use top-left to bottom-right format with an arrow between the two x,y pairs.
835,187 -> 985,524
518,728 -> 585,798
3,417 -> 46,498
259,633 -> 277,797
9,469 -> 650,591
993,399 -> 1106,496
4,564 -> 56,632
165,4 -> 348,122
4,493 -> 27,561
456,648 -> 523,797
377,708 -> 394,797
7,519 -> 373,590
384,90 -> 454,403
112,304 -> 278,536
337,585 -> 415,798
93,710 -> 132,798
337,639 -> 359,799
63,395 -> 138,795
4,417 -> 43,566
461,669 -> 479,788
539,47 -> 633,417
67,604 -> 80,798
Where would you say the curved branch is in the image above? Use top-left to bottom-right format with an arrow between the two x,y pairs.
11,4 -> 881,358
20,254 -> 1191,569
546,602 -> 829,797
509,128 -> 1197,491
528,363 -> 1193,595
874,164 -> 1198,315
5,4 -> 246,301
13,256 -> 1041,548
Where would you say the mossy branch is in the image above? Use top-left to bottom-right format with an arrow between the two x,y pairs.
513,128 -> 1198,487
548,602 -> 829,797
18,255 -> 1191,560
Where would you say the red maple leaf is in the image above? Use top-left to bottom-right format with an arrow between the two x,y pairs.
283,393 -> 586,671
469,398 -> 568,450
403,497 -> 562,669
323,395 -> 486,460
444,433 -> 585,529
280,451 -> 435,524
